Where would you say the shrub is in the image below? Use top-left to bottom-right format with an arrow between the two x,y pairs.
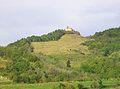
78,83 -> 84,89
58,83 -> 75,89
91,80 -> 103,89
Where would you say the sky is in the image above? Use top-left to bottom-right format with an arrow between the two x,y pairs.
0,0 -> 120,46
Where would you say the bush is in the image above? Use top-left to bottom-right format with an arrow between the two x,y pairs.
90,80 -> 103,89
78,83 -> 84,89
58,83 -> 75,89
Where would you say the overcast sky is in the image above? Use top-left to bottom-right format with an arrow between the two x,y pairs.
0,0 -> 120,46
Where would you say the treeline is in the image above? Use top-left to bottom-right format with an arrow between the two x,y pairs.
26,29 -> 65,42
26,29 -> 80,42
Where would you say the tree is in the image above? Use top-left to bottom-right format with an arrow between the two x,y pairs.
67,60 -> 71,68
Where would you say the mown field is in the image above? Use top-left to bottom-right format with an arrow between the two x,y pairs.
0,80 -> 119,89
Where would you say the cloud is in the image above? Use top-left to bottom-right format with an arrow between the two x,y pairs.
0,0 -> 120,45
0,31 -> 11,37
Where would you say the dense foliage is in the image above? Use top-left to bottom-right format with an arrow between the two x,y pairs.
26,29 -> 65,42
0,46 -> 5,57
2,39 -> 45,83
86,27 -> 120,56
81,27 -> 120,79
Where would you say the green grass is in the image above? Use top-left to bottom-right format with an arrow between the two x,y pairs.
0,80 -> 119,89
0,83 -> 54,89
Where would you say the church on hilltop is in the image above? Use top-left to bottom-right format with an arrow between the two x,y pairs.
65,26 -> 74,32
65,26 -> 80,35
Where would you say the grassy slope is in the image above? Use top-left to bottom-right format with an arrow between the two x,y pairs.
32,34 -> 89,55
31,34 -> 89,72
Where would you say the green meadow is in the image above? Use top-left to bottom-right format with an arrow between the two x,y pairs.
0,79 -> 119,89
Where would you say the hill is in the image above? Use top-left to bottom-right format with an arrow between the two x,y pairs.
0,27 -> 120,86
32,34 -> 89,55
0,29 -> 90,83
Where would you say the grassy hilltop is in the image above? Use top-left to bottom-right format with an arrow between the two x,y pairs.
32,34 -> 89,55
